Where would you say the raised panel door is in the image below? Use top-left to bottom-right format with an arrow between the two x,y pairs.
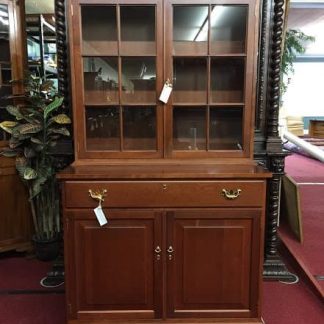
166,209 -> 262,319
65,209 -> 162,321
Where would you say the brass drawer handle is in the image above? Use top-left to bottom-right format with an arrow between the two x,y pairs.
88,189 -> 107,206
222,188 -> 242,200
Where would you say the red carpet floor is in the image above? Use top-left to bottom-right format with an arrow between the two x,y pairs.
0,255 -> 52,291
279,153 -> 324,295
285,153 -> 324,182
0,255 -> 323,324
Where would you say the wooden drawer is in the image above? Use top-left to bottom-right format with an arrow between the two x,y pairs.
63,180 -> 266,208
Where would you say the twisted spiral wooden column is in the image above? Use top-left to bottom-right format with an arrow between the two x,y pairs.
55,0 -> 69,110
265,0 -> 286,257
255,0 -> 271,132
267,0 -> 284,139
54,0 -> 74,166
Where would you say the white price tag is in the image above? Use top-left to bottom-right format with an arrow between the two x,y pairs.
94,206 -> 108,226
159,80 -> 172,103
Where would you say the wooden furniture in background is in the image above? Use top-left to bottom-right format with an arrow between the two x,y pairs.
0,146 -> 31,252
58,0 -> 272,323
309,120 -> 324,138
0,0 -> 32,252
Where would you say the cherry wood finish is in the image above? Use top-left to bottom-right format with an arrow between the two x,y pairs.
65,210 -> 162,320
60,167 -> 268,323
0,0 -> 31,253
0,152 -> 32,252
60,0 -> 270,322
64,180 -> 266,208
166,209 -> 261,319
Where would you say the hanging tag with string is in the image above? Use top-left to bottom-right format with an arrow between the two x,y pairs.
159,78 -> 173,103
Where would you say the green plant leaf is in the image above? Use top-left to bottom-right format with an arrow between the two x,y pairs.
49,114 -> 71,125
6,105 -> 24,120
0,121 -> 18,128
15,156 -> 27,177
49,127 -> 70,136
44,97 -> 64,119
23,167 -> 37,180
12,133 -> 31,141
31,137 -> 43,145
0,121 -> 16,134
18,123 -> 43,135
0,148 -> 18,157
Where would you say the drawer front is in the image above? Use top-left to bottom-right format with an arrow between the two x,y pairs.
64,181 -> 266,208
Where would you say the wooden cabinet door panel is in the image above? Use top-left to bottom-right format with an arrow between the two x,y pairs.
166,209 -> 262,319
66,210 -> 162,320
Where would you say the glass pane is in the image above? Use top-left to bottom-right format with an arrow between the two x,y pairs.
123,106 -> 156,150
120,6 -> 155,55
173,58 -> 207,103
0,83 -> 12,105
86,107 -> 120,151
121,57 -> 156,103
173,6 -> 208,55
0,5 -> 11,141
0,4 -> 10,61
210,6 -> 247,54
173,107 -> 206,150
209,107 -> 243,150
1,63 -> 12,84
83,57 -> 119,105
211,58 -> 244,103
81,6 -> 117,55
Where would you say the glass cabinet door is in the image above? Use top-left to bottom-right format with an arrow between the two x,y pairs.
71,0 -> 256,159
0,2 -> 14,142
166,0 -> 253,158
74,1 -> 163,158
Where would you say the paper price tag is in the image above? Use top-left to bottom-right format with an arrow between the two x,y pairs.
94,206 -> 108,226
159,80 -> 172,103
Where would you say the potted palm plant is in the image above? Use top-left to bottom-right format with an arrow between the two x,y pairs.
281,29 -> 315,95
0,74 -> 71,260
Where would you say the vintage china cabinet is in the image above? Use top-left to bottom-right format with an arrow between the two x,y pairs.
58,0 -> 272,323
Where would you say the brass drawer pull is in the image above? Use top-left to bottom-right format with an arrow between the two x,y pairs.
88,189 -> 107,206
222,188 -> 242,200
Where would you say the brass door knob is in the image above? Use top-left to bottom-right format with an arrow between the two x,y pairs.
154,246 -> 162,260
167,245 -> 174,260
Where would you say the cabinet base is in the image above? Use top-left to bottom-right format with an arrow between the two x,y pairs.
263,255 -> 297,282
68,318 -> 264,324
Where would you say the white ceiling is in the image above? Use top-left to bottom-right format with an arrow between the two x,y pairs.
25,0 -> 54,14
